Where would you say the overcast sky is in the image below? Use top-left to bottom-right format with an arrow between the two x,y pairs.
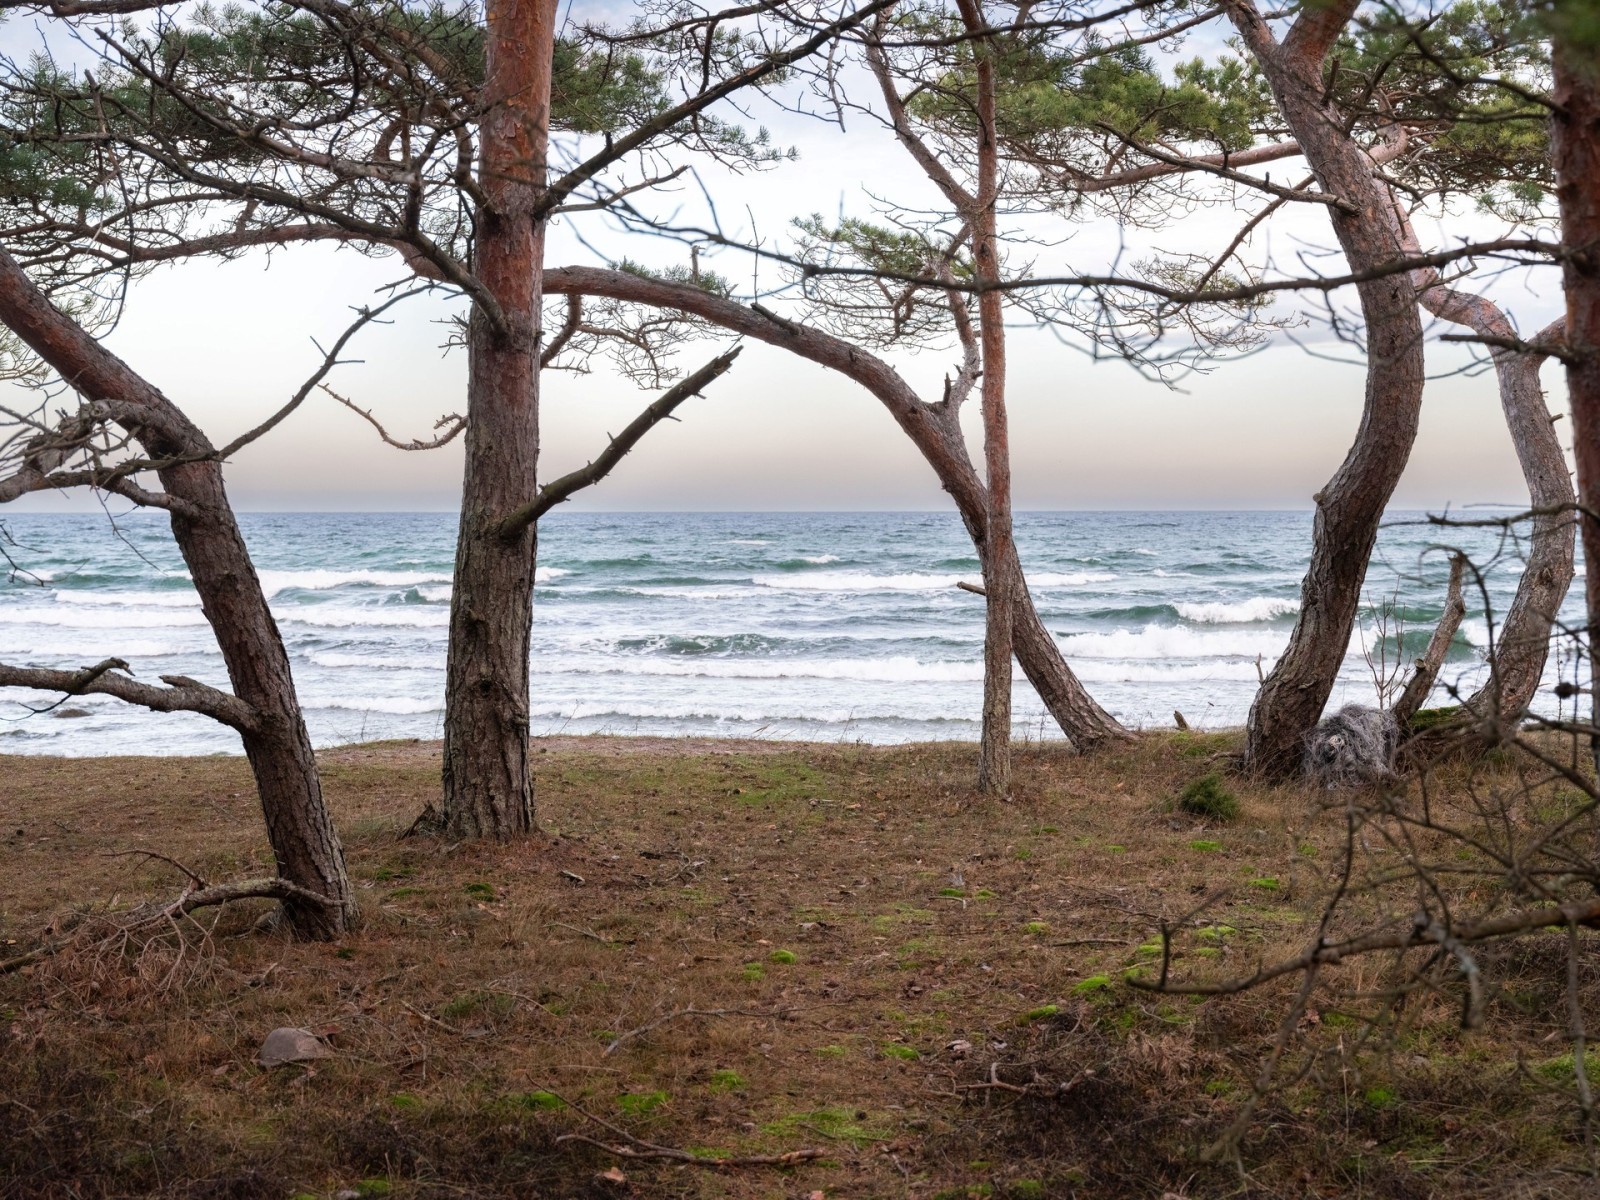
2,1 -> 1566,513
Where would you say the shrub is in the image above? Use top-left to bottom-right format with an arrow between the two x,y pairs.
1178,772 -> 1239,821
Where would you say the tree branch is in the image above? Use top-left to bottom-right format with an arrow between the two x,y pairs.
321,385 -> 466,451
535,0 -> 901,218
496,346 -> 742,538
1393,552 -> 1466,726
0,657 -> 257,730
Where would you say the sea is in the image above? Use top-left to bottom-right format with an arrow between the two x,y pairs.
0,510 -> 1584,756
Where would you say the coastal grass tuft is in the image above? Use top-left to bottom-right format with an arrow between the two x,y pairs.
1177,771 -> 1240,821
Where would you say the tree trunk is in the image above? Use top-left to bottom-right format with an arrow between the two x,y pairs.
1460,318 -> 1572,721
440,0 -> 558,840
1551,24 -> 1600,757
0,250 -> 353,938
1392,202 -> 1575,722
959,0 -> 1013,794
1230,0 -> 1427,778
538,267 -> 1132,752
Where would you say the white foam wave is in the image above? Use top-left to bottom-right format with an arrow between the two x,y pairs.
1031,572 -> 1117,587
726,539 -> 770,546
621,586 -> 760,600
1061,624 -> 1288,660
0,606 -> 211,629
1072,660 -> 1270,683
540,655 -> 983,683
0,637 -> 187,658
801,555 -> 840,565
278,607 -> 451,629
528,700 -> 962,724
52,589 -> 200,608
1175,597 -> 1299,624
257,569 -> 453,594
306,696 -> 442,715
750,570 -> 1112,592
537,566 -> 571,583
308,651 -> 444,670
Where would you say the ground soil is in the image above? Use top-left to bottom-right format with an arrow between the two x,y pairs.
1,733 -> 1595,1198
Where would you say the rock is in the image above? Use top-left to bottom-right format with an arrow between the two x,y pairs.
257,1027 -> 333,1068
51,707 -> 92,719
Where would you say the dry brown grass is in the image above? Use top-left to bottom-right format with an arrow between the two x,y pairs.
1,733 -> 1596,1199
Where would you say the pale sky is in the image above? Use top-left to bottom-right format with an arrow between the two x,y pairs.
3,2 -> 1567,514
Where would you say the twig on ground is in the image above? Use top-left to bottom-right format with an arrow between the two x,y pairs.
546,1087 -> 825,1169
547,921 -> 612,944
603,1005 -> 788,1055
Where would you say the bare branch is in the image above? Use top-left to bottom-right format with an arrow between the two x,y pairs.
0,657 -> 258,731
321,385 -> 466,451
497,345 -> 742,538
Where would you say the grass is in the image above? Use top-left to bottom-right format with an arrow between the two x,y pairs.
1,733 -> 1596,1198
1177,771 -> 1240,821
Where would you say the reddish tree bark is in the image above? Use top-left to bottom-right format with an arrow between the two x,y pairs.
953,0 -> 1014,793
1229,0 -> 1427,777
441,0 -> 559,839
0,249 -> 354,938
1551,26 -> 1600,746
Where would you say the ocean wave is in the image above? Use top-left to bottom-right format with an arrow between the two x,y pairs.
542,655 -> 984,683
801,555 -> 840,564
308,651 -> 444,670
305,696 -> 443,715
725,539 -> 770,546
610,633 -> 786,656
1175,597 -> 1299,624
619,586 -> 761,600
51,589 -> 200,609
1060,624 -> 1288,660
278,607 -> 451,629
0,637 -> 190,658
1071,660 -> 1270,683
0,606 -> 211,629
258,569 -> 453,594
528,700 -> 973,724
749,570 -> 1113,592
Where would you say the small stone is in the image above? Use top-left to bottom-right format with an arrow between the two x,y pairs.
947,1039 -> 973,1058
51,707 -> 92,719
257,1027 -> 333,1068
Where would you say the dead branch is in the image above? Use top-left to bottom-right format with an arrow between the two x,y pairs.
322,385 -> 466,451
603,1004 -> 787,1056
1393,553 -> 1467,726
495,346 -> 741,539
1136,893 -> 1600,998
216,286 -> 435,459
0,875 -> 337,976
0,657 -> 257,730
545,1088 -> 825,1169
